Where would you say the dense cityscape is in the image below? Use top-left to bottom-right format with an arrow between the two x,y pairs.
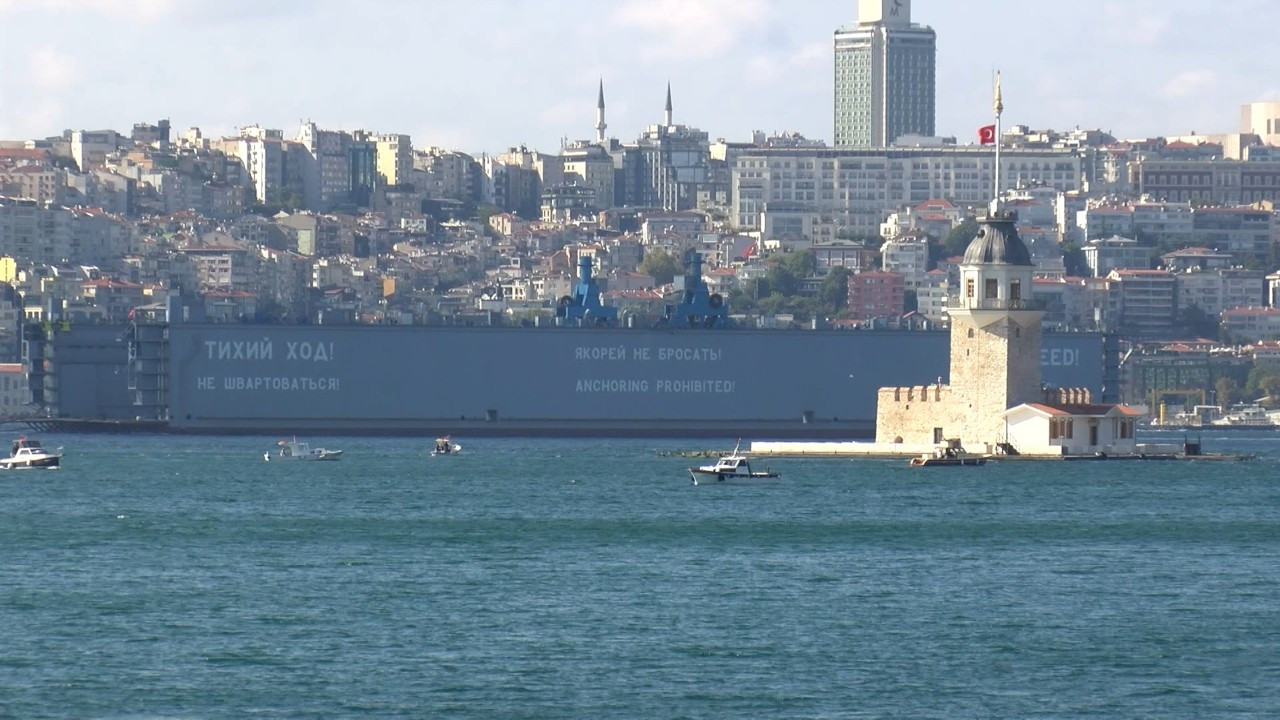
2,0 -> 1280,417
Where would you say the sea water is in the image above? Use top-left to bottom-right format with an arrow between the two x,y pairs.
1,432 -> 1278,718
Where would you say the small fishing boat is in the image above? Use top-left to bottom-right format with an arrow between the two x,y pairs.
264,437 -> 343,461
688,440 -> 780,485
909,439 -> 986,467
0,436 -> 62,469
431,436 -> 462,455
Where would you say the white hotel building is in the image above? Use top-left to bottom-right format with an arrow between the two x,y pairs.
730,147 -> 1083,237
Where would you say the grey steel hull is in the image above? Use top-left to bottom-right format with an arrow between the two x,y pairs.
154,325 -> 1105,438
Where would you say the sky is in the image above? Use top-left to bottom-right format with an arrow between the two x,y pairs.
2,0 -> 1278,156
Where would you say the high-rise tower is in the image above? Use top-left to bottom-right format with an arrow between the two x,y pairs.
833,0 -> 936,147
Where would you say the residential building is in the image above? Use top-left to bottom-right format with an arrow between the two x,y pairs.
1107,269 -> 1176,334
1083,236 -> 1152,277
916,268 -> 949,322
1160,246 -> 1233,272
560,141 -> 615,211
847,270 -> 904,321
612,88 -> 710,212
373,134 -> 413,187
880,231 -> 929,289
1239,101 -> 1280,145
1191,206 -> 1272,259
811,241 -> 878,275
1131,156 -> 1280,205
1221,306 -> 1280,342
0,363 -> 30,415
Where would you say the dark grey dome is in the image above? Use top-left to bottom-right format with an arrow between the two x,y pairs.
962,213 -> 1032,266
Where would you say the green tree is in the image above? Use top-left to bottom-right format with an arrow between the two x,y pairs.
1245,363 -> 1280,404
1061,241 -> 1089,277
638,249 -> 683,286
779,249 -> 817,278
1176,303 -> 1219,339
904,290 -> 918,313
818,267 -> 852,312
766,261 -> 801,297
1261,375 -> 1280,407
472,203 -> 501,225
756,292 -> 789,316
944,218 -> 979,258
1215,377 -> 1242,407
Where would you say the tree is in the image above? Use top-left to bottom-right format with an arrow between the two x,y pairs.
1245,363 -> 1280,405
1176,303 -> 1218,339
1214,377 -> 1241,407
819,267 -> 852,312
766,260 -> 801,297
1061,241 -> 1089,277
638,249 -> 683,286
944,219 -> 979,258
472,203 -> 501,225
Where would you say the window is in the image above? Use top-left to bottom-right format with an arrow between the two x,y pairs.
1010,280 -> 1021,301
966,278 -> 974,298
985,279 -> 998,299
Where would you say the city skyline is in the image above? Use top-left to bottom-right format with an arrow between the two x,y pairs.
2,0 -> 1278,154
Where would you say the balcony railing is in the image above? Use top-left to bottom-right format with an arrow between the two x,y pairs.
946,297 -> 1047,311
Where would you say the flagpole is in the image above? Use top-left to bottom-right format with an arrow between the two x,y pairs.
993,71 -> 1003,213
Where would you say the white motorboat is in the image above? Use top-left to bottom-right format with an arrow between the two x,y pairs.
0,437 -> 62,469
908,438 -> 987,467
264,437 -> 343,461
688,441 -> 780,485
431,436 -> 462,455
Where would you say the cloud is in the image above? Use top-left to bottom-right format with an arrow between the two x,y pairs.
745,41 -> 827,84
1162,70 -> 1216,100
29,46 -> 78,89
0,0 -> 175,21
1099,5 -> 1170,46
609,0 -> 769,60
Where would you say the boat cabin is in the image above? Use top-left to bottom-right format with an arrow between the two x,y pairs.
11,437 -> 43,455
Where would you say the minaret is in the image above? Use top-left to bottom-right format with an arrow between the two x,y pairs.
663,82 -> 673,126
595,78 -> 607,145
947,213 -> 1044,445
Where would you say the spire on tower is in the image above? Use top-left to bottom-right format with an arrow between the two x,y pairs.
597,78 -> 606,110
664,82 -> 673,126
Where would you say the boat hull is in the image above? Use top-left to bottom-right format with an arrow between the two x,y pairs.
688,469 -> 781,485
0,454 -> 60,469
143,325 -> 1106,437
908,457 -> 986,467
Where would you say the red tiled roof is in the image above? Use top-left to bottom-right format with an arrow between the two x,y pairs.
1020,403 -> 1143,417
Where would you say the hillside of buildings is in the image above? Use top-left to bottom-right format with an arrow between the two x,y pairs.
6,116 -> 1280,412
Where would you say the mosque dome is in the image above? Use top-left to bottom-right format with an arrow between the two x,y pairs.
962,212 -> 1032,266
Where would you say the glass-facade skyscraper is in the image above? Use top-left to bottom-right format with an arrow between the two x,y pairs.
834,0 -> 936,147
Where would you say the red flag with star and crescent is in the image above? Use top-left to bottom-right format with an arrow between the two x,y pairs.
978,124 -> 996,144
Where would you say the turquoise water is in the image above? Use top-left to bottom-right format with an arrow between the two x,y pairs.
2,432 -> 1279,718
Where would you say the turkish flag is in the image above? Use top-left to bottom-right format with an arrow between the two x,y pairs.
978,124 -> 996,144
